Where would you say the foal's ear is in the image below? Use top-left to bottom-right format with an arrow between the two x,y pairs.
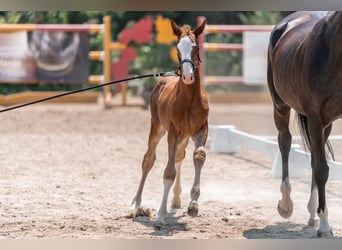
170,20 -> 181,37
194,19 -> 207,37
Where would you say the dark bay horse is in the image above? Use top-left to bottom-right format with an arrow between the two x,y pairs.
130,19 -> 208,223
268,11 -> 342,237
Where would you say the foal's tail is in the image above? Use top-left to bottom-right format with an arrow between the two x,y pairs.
297,113 -> 335,160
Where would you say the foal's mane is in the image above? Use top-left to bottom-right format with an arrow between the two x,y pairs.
180,25 -> 192,36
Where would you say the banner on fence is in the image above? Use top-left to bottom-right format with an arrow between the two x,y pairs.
0,31 -> 36,81
243,31 -> 270,85
0,31 -> 90,83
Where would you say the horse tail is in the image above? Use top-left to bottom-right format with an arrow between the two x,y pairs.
297,113 -> 335,160
297,113 -> 311,153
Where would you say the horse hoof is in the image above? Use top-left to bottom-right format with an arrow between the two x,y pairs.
187,201 -> 199,217
277,200 -> 293,219
157,217 -> 166,225
127,206 -> 154,219
171,204 -> 181,210
308,218 -> 318,227
171,198 -> 182,209
317,229 -> 334,238
157,212 -> 168,225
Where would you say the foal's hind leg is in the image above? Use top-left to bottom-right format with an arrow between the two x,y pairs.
188,126 -> 208,217
131,121 -> 165,217
171,138 -> 189,209
273,103 -> 293,218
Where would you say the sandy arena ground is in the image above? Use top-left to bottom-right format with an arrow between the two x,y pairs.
0,99 -> 342,239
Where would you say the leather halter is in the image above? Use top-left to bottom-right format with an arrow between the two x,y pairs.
176,40 -> 201,74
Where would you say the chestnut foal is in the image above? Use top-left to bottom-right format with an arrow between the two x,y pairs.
131,19 -> 208,223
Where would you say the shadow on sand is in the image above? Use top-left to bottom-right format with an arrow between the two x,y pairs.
243,221 -> 341,239
132,211 -> 190,237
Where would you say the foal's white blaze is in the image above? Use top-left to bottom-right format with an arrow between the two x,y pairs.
177,36 -> 195,84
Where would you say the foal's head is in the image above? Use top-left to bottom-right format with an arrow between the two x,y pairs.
171,19 -> 206,84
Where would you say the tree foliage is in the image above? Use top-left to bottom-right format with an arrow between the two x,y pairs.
0,11 -> 288,95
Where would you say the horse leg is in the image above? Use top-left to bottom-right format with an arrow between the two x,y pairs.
171,138 -> 189,209
307,174 -> 318,227
131,121 -> 165,217
307,124 -> 332,227
188,126 -> 208,217
274,103 -> 293,218
267,60 -> 293,218
307,119 -> 332,237
158,129 -> 178,224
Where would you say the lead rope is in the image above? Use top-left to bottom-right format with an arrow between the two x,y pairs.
0,71 -> 179,113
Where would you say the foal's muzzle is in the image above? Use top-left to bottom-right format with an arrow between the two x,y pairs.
179,59 -> 195,84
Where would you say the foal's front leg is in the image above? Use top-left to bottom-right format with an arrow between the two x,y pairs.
130,122 -> 165,218
158,129 -> 179,224
171,138 -> 189,210
188,126 -> 207,217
